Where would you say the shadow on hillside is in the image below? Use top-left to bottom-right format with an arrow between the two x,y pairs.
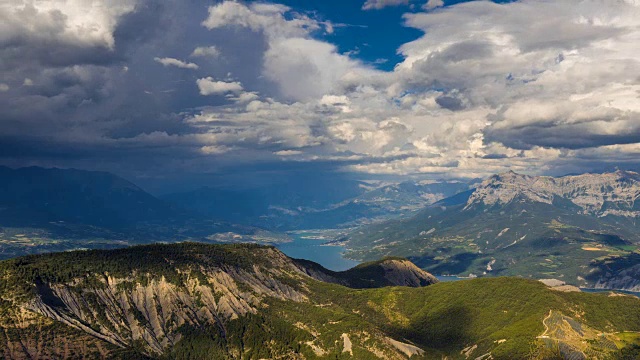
403,304 -> 474,351
35,278 -> 66,309
410,252 -> 480,275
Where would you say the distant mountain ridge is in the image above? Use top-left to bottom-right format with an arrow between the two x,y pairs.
164,180 -> 470,230
0,166 -> 471,233
347,170 -> 640,291
466,170 -> 640,217
0,167 -> 284,260
0,165 -> 472,260
0,166 -> 177,228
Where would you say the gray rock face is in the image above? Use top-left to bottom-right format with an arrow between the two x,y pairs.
24,248 -> 310,356
539,279 -> 581,292
296,257 -> 438,288
466,170 -> 640,217
379,259 -> 439,287
591,264 -> 640,292
12,246 -> 437,358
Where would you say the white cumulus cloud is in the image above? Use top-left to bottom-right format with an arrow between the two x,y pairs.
154,57 -> 199,70
191,46 -> 221,58
202,1 -> 361,101
0,0 -> 136,48
196,77 -> 243,95
362,0 -> 410,10
423,0 -> 444,10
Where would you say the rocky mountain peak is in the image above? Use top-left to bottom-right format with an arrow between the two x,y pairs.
376,258 -> 439,287
296,256 -> 438,289
465,170 -> 640,217
492,170 -> 525,179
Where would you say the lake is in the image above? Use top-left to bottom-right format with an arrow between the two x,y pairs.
277,232 -> 360,271
580,288 -> 640,298
435,275 -> 471,282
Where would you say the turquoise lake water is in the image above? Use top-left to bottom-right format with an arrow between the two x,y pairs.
435,275 -> 470,282
580,288 -> 640,298
276,233 -> 360,272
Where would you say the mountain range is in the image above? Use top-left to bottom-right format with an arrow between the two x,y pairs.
0,166 -> 469,260
347,170 -> 640,291
163,180 -> 470,230
0,166 -> 177,228
0,166 -> 285,260
3,166 -> 640,292
1,243 -> 640,359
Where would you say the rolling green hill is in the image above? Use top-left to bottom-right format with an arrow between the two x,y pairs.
1,243 -> 640,359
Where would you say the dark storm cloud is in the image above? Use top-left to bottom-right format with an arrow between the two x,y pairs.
0,0 -> 272,169
482,153 -> 509,160
435,95 -> 464,111
485,121 -> 640,150
1,40 -> 122,69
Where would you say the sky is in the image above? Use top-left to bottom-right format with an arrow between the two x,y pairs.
1,0 -> 639,192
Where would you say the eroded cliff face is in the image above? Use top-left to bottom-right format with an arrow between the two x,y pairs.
0,244 -> 436,359
21,250 -> 308,356
0,304 -> 120,360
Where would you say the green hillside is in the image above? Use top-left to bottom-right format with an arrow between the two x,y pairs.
1,243 -> 640,359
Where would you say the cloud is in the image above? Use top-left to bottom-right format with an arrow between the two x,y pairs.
196,77 -> 243,95
0,0 -> 142,75
0,0 -> 136,49
154,57 -> 199,69
191,46 -> 220,58
2,0 -> 640,184
0,84 -> 8,92
423,0 -> 444,10
263,37 -> 368,100
202,1 -> 361,101
230,91 -> 259,103
202,2 -> 322,37
274,150 -> 303,156
395,0 -> 640,156
200,145 -> 231,155
362,0 -> 410,10
0,0 -> 206,176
